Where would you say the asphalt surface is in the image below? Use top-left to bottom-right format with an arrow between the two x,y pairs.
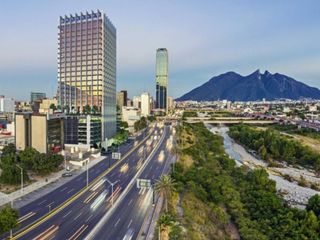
0,127 -> 151,240
92,125 -> 173,240
9,125 -> 164,240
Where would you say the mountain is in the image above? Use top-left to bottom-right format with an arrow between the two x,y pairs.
177,70 -> 320,101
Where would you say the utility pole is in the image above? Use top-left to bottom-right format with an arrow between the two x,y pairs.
64,151 -> 67,170
16,165 -> 23,194
106,178 -> 118,206
86,160 -> 89,187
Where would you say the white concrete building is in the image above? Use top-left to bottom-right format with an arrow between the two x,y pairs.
122,107 -> 141,132
141,92 -> 151,117
0,96 -> 15,113
167,96 -> 174,111
133,96 -> 141,109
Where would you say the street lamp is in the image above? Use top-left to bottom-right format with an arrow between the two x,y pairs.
86,160 -> 89,188
105,178 -> 118,206
64,151 -> 67,170
15,165 -> 23,194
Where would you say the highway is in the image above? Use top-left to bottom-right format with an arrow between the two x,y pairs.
89,124 -> 173,240
9,124 -> 166,240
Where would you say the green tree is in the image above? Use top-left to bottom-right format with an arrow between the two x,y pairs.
0,206 -> 18,234
154,175 -> 176,212
307,194 -> 320,218
18,147 -> 39,170
0,164 -> 22,184
157,213 -> 174,240
83,105 -> 91,114
92,105 -> 99,114
1,144 -> 16,156
49,103 -> 57,111
119,121 -> 129,129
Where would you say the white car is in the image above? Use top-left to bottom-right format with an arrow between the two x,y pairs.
123,228 -> 134,240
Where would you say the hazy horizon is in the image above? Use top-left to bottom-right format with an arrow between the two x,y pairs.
1,0 -> 320,101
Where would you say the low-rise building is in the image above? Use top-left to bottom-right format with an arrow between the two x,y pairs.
39,98 -> 58,114
64,115 -> 102,146
122,107 -> 141,132
15,113 -> 64,153
0,96 -> 15,113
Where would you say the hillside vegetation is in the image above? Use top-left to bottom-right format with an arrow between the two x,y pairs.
229,124 -> 320,173
167,122 -> 319,240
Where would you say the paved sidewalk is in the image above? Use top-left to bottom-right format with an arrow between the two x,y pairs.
0,155 -> 106,209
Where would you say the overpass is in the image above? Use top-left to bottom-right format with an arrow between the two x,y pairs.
185,116 -> 275,124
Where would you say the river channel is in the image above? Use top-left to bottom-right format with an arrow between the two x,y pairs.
206,124 -> 320,208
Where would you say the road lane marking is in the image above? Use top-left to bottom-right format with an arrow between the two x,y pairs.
67,188 -> 74,194
74,212 -> 83,221
38,199 -> 47,206
68,224 -> 88,240
83,191 -> 99,204
127,219 -> 132,228
114,218 -> 121,227
128,199 -> 133,206
18,212 -> 36,224
34,225 -> 59,240
85,214 -> 93,223
60,187 -> 68,192
46,202 -> 54,208
12,129 -> 155,239
62,210 -> 72,219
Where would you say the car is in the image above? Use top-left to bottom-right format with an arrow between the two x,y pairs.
62,172 -> 73,177
123,228 -> 134,240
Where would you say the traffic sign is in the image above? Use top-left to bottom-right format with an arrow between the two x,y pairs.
136,179 -> 152,189
112,152 -> 121,160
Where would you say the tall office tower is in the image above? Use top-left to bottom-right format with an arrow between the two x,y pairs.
58,10 -> 117,139
155,48 -> 168,112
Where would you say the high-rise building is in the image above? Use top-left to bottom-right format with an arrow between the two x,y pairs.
57,10 -> 116,140
155,48 -> 168,112
116,90 -> 127,109
141,92 -> 151,117
31,92 -> 46,104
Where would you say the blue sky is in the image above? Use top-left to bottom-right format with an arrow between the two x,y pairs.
1,0 -> 320,100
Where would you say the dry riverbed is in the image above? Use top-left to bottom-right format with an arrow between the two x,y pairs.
207,125 -> 320,208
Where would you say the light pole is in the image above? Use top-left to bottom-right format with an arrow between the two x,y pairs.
86,160 -> 89,188
64,151 -> 67,170
16,165 -> 23,194
105,178 -> 118,206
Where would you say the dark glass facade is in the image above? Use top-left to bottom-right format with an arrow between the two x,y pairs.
155,48 -> 168,111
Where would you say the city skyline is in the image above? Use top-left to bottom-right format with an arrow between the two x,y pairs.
1,0 -> 320,100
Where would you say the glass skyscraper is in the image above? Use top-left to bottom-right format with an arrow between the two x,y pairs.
155,48 -> 168,111
57,10 -> 116,139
